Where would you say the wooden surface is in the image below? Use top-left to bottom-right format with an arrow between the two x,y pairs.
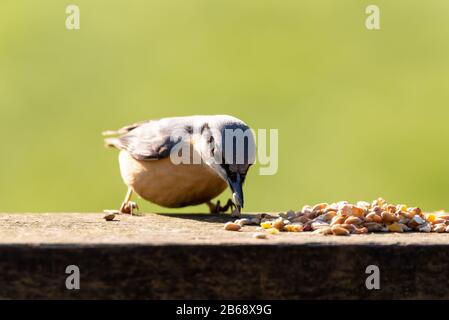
0,212 -> 449,299
2,212 -> 449,245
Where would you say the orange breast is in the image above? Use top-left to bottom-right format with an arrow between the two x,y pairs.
118,151 -> 228,208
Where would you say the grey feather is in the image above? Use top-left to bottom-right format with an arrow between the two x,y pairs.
105,120 -> 177,160
104,115 -> 254,162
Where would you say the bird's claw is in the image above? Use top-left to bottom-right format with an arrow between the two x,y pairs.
207,199 -> 237,215
231,205 -> 241,218
120,201 -> 139,215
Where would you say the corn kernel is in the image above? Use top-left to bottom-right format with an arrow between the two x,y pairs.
283,224 -> 304,232
266,228 -> 280,234
425,214 -> 436,223
260,222 -> 272,229
387,223 -> 403,233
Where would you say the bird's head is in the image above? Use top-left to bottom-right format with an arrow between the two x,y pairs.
196,116 -> 256,211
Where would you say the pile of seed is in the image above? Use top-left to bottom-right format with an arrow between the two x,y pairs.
224,198 -> 449,236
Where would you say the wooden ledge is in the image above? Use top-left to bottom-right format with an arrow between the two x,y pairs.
0,213 -> 448,299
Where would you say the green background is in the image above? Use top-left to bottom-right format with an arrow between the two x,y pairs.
1,0 -> 449,213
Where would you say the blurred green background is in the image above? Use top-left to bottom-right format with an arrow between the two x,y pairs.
1,0 -> 449,213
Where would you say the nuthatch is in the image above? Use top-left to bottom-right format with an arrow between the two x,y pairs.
104,115 -> 256,216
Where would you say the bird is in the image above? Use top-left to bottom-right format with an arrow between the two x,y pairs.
103,115 -> 256,216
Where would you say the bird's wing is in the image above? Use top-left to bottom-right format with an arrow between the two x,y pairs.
103,119 -> 185,161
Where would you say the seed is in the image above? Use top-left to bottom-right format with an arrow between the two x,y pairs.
402,211 -> 415,219
250,217 -> 261,225
408,215 -> 425,228
283,224 -> 304,232
311,221 -> 330,230
364,222 -> 384,232
278,212 -> 288,219
306,211 -> 321,219
387,223 -> 404,233
433,218 -> 446,225
366,212 -> 382,223
418,223 -> 431,233
398,217 -> 410,225
385,204 -> 397,213
235,218 -> 251,226
350,206 -> 365,216
316,211 -> 337,221
425,213 -> 436,223
313,227 -> 332,235
336,201 -> 349,209
433,223 -> 446,233
301,205 -> 312,214
339,204 -> 353,216
354,226 -> 368,234
323,210 -> 337,220
266,228 -> 280,235
370,207 -> 381,216
357,201 -> 371,209
315,213 -> 328,221
103,213 -> 116,221
303,221 -> 313,231
286,210 -> 297,220
224,222 -> 241,231
259,213 -> 276,220
272,217 -> 285,230
372,197 -> 386,208
324,205 -> 338,213
340,224 -> 356,233
344,216 -> 363,225
407,207 -> 422,216
330,216 -> 346,226
253,232 -> 267,239
381,211 -> 399,223
331,225 -> 350,236
229,199 -> 449,236
312,203 -> 328,213
343,205 -> 365,217
260,222 -> 272,229
291,215 -> 310,224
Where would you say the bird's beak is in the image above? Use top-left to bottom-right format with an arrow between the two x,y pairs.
227,173 -> 244,209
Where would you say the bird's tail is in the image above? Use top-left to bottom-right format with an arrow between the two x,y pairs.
102,121 -> 145,149
102,121 -> 145,137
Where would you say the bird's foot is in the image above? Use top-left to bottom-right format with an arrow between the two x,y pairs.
206,199 -> 236,214
231,205 -> 242,218
120,201 -> 139,215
